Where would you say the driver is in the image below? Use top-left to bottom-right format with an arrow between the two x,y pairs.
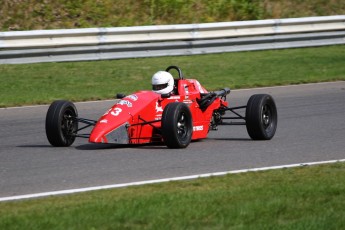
151,71 -> 174,95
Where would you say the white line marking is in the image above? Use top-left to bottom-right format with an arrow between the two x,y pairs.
1,159 -> 344,202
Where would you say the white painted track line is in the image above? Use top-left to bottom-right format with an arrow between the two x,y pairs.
1,159 -> 344,202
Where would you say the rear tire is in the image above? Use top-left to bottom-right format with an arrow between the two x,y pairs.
45,100 -> 78,147
246,94 -> 277,140
162,102 -> 193,148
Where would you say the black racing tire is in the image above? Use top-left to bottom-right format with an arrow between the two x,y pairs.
245,94 -> 277,140
45,100 -> 78,147
162,102 -> 193,148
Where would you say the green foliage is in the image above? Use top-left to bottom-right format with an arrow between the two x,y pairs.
1,163 -> 345,229
0,0 -> 344,31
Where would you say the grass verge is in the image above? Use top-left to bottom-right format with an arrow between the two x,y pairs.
1,0 -> 345,31
0,45 -> 344,108
0,162 -> 344,229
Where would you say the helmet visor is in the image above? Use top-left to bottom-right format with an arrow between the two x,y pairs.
152,83 -> 168,91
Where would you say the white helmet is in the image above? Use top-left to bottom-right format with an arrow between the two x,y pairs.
151,71 -> 174,94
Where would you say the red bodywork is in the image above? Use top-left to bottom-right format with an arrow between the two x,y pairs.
89,79 -> 228,145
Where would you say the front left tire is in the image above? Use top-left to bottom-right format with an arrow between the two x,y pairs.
45,100 -> 78,147
161,102 -> 193,148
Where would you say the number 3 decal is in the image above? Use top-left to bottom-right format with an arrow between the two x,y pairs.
111,108 -> 122,116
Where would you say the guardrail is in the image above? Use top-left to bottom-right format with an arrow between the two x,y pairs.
1,15 -> 344,64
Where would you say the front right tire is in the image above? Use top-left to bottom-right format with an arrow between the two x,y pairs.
245,94 -> 277,140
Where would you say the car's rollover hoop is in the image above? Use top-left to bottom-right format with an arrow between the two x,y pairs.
45,66 -> 277,148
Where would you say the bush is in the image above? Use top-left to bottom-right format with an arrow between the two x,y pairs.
0,0 -> 344,31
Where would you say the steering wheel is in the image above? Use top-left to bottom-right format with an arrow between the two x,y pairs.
165,66 -> 184,80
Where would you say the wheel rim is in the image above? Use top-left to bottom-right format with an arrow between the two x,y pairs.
262,104 -> 273,130
177,112 -> 188,139
61,108 -> 76,139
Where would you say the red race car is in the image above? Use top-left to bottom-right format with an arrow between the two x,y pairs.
46,66 -> 277,148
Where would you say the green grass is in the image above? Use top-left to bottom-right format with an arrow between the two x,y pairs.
1,162 -> 344,229
0,45 -> 344,108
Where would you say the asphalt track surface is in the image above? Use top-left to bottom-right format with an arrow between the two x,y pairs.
1,82 -> 344,198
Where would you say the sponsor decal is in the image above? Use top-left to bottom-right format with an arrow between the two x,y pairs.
169,96 -> 180,100
155,101 -> 163,113
126,94 -> 138,101
183,100 -> 192,104
184,84 -> 189,94
193,125 -> 204,131
117,100 -> 132,107
195,80 -> 206,94
100,119 -> 108,124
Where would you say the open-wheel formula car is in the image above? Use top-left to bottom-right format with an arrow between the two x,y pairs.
45,66 -> 277,148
